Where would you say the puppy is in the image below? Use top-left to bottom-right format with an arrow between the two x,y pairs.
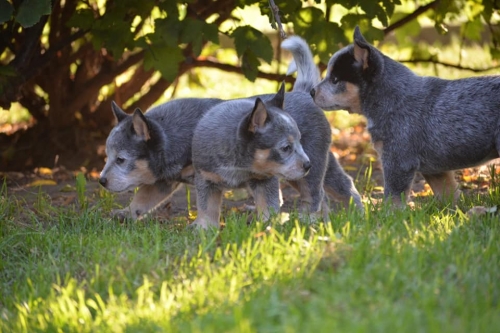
282,36 -> 363,213
99,98 -> 221,219
191,83 -> 311,227
99,36 -> 363,221
311,26 -> 500,205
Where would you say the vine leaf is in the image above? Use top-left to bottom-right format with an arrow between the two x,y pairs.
232,25 -> 273,81
0,0 -> 13,24
16,0 -> 51,28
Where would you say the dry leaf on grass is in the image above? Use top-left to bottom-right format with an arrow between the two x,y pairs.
28,179 -> 57,187
466,206 -> 498,217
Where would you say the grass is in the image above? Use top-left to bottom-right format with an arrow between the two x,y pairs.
1,175 -> 499,333
1,17 -> 499,332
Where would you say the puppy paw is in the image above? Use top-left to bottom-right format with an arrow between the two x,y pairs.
111,208 -> 131,222
111,207 -> 144,221
189,218 -> 219,229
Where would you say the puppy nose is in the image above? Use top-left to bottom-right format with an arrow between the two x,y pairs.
303,161 -> 311,172
310,88 -> 315,98
98,177 -> 107,187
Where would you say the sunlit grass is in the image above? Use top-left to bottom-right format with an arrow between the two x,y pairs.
1,177 -> 499,332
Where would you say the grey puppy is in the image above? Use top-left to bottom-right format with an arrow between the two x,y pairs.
99,36 -> 362,221
191,83 -> 311,227
311,26 -> 500,205
99,98 -> 221,219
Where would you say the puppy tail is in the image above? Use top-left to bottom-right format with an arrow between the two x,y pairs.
281,36 -> 320,93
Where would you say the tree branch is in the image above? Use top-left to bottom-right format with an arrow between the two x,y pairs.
268,0 -> 287,39
400,58 -> 500,73
384,0 -> 440,35
67,51 -> 145,113
193,58 -> 293,83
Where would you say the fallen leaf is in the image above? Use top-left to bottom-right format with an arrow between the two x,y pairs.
28,179 -> 57,187
60,184 -> 76,192
62,195 -> 76,206
224,188 -> 249,201
37,167 -> 53,176
188,210 -> 197,220
466,206 -> 498,217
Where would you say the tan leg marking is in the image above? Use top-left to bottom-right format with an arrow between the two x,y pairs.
199,170 -> 224,183
194,191 -> 222,228
373,140 -> 383,157
251,185 -> 269,220
180,165 -> 194,181
423,171 -> 461,202
324,185 -> 352,211
288,179 -> 313,212
113,183 -> 180,220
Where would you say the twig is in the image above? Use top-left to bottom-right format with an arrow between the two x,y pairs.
268,0 -> 286,39
384,0 -> 440,35
193,58 -> 293,82
400,58 -> 500,73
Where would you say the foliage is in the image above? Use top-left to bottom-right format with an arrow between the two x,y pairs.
1,176 -> 500,331
1,0 -> 499,125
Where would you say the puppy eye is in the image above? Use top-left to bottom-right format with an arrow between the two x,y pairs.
116,157 -> 125,165
332,76 -> 339,84
281,145 -> 292,153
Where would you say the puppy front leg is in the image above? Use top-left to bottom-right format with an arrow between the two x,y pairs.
192,172 -> 223,229
249,177 -> 281,221
422,171 -> 461,203
382,161 -> 417,207
113,181 -> 182,220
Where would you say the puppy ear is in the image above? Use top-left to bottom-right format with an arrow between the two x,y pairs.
132,108 -> 151,141
353,26 -> 370,70
269,81 -> 285,109
248,98 -> 268,133
111,101 -> 128,123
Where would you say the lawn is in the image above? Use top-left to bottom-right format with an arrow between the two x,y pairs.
0,174 -> 499,332
1,18 -> 500,332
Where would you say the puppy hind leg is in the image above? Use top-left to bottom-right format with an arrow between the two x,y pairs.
113,181 -> 182,220
422,171 -> 461,203
323,152 -> 363,212
287,177 -> 326,223
192,173 -> 223,229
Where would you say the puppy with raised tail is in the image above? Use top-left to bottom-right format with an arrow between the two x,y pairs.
282,36 -> 363,213
311,26 -> 500,205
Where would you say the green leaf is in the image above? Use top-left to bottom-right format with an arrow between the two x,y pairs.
143,44 -> 184,82
461,16 -> 483,42
154,18 -> 182,47
360,2 -> 388,26
67,9 -> 95,30
0,0 -> 13,24
180,18 -> 219,56
232,26 -> 273,63
16,0 -> 51,28
91,16 -> 135,59
392,12 -> 421,46
291,8 -> 349,62
482,1 -> 493,22
490,48 -> 500,61
240,50 -> 261,82
0,65 -> 17,77
341,13 -> 370,31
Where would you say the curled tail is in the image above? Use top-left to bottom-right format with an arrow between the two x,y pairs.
281,36 -> 320,93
